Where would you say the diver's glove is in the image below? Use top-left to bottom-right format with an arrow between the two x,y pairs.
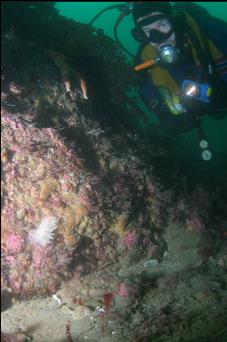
179,95 -> 209,117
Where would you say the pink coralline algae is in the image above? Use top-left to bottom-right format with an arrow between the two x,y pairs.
32,246 -> 50,268
187,213 -> 206,233
6,233 -> 24,253
147,181 -> 156,196
123,231 -> 138,249
5,255 -> 16,264
147,244 -> 160,258
118,282 -> 137,298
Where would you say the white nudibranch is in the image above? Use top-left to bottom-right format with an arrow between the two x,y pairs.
29,216 -> 58,246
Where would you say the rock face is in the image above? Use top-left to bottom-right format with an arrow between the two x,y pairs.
1,112 -> 100,296
1,109 -> 171,299
1,114 -> 96,297
1,33 -> 170,299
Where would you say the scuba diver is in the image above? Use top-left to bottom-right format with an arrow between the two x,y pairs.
131,2 -> 227,160
90,2 -> 227,160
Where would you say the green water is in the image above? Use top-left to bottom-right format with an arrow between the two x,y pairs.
56,2 -> 227,57
56,2 -> 227,175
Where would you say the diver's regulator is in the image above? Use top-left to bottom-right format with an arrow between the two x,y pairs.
158,45 -> 180,65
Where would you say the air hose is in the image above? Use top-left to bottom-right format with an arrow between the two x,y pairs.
89,3 -> 135,58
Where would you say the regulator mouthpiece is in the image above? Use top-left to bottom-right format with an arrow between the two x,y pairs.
158,45 -> 179,65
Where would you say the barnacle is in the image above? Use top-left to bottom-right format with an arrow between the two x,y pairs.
1,147 -> 10,162
74,204 -> 88,226
41,206 -> 53,217
112,214 -> 128,237
77,216 -> 90,235
16,208 -> 26,220
63,207 -> 78,232
60,204 -> 88,240
62,191 -> 78,204
64,234 -> 78,247
1,180 -> 5,197
39,177 -> 60,201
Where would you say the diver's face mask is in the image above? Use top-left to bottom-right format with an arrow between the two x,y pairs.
132,14 -> 180,65
132,14 -> 174,44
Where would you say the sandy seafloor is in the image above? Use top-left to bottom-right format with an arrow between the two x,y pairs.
2,222 -> 227,342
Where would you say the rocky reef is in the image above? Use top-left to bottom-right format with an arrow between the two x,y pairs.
1,2 -> 227,342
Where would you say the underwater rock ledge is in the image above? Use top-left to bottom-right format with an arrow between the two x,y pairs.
1,29 -> 173,301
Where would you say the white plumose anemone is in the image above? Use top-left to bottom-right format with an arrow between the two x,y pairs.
29,216 -> 58,246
